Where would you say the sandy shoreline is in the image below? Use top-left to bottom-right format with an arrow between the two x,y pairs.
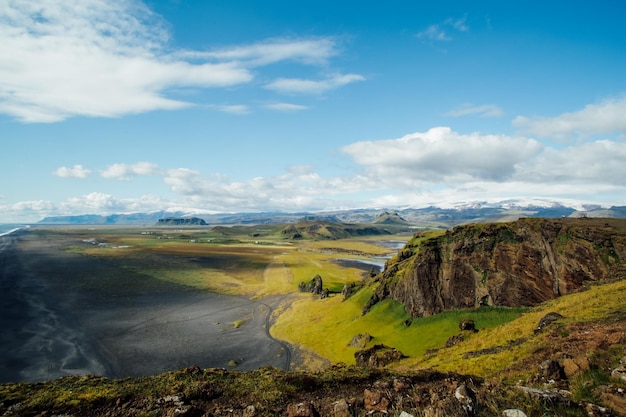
0,230 -> 293,383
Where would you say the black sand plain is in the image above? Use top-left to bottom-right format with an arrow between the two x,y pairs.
0,229 -> 292,383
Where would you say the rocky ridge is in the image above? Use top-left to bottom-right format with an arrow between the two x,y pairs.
369,217 -> 626,317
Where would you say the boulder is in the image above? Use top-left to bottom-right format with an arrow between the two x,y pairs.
539,359 -> 565,381
611,363 -> 626,383
535,312 -> 563,333
502,410 -> 527,417
364,389 -> 390,413
459,319 -> 477,332
355,344 -> 405,368
347,333 -> 372,348
562,356 -> 590,378
332,399 -> 352,417
287,402 -> 318,417
454,384 -> 477,417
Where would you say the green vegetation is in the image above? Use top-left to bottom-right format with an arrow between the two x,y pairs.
272,286 -> 526,368
407,279 -> 626,379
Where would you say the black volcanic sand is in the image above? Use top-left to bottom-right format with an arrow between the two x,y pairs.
0,230 -> 292,383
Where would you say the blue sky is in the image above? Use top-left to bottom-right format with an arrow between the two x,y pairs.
2,0 -> 626,222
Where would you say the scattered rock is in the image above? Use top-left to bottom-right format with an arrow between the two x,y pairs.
502,410 -> 527,417
459,319 -> 477,332
535,312 -> 563,333
584,401 -> 613,417
454,384 -> 477,417
347,333 -> 372,348
158,395 -> 185,407
242,405 -> 256,417
355,344 -> 405,367
332,399 -> 352,417
399,412 -> 415,417
593,385 -> 626,416
392,376 -> 412,392
539,359 -> 565,381
446,333 -> 464,348
515,386 -> 571,405
364,389 -> 390,413
611,362 -> 626,383
561,356 -> 590,378
287,402 -> 318,417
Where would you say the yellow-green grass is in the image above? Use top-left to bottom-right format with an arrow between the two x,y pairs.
61,229 -> 397,297
405,280 -> 626,379
271,285 -> 526,368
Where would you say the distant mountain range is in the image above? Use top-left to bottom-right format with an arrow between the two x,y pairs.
37,201 -> 626,228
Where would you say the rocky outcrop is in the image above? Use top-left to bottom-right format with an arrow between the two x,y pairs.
298,275 -> 323,295
372,218 -> 626,317
355,344 -> 405,368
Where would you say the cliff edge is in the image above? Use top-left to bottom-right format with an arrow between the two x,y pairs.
371,217 -> 626,317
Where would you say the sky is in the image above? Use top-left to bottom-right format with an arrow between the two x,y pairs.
1,0 -> 626,223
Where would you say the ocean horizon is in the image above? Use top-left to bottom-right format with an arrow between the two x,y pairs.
0,224 -> 30,237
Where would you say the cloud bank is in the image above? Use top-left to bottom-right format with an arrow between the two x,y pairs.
513,96 -> 626,140
0,0 -> 362,122
14,111 -> 621,222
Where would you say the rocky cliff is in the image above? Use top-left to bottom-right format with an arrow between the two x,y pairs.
371,218 -> 626,317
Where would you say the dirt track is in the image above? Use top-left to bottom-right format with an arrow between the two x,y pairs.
0,230 -> 293,383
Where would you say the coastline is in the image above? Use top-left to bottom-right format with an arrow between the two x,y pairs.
0,229 -> 293,383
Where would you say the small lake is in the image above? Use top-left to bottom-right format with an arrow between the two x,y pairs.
332,239 -> 409,274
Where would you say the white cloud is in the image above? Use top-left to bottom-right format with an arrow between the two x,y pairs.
446,103 -> 504,118
100,162 -> 161,180
181,37 -> 338,66
53,164 -> 92,178
64,192 -> 123,211
342,127 -> 543,185
0,0 -> 252,122
265,73 -> 365,95
265,102 -> 309,111
0,2 -> 360,123
513,96 -> 626,140
445,17 -> 469,32
515,139 -> 626,185
416,25 -> 451,42
417,16 -> 469,42
213,104 -> 250,115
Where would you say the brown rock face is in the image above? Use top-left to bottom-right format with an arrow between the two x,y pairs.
375,218 -> 626,317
